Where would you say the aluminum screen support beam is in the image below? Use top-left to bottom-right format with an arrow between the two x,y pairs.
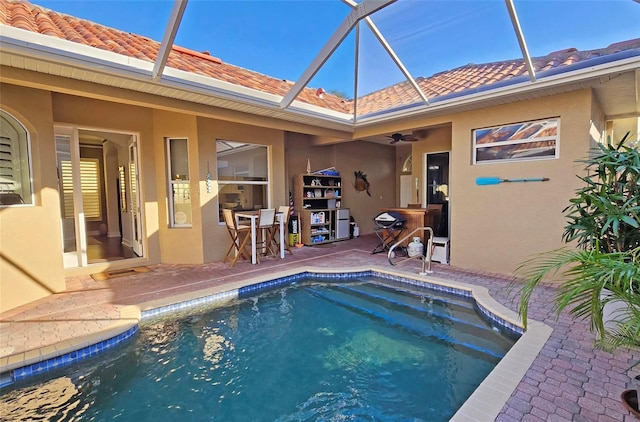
343,0 -> 430,110
153,0 -> 188,80
505,0 -> 536,82
280,0 -> 396,109
353,23 -> 361,120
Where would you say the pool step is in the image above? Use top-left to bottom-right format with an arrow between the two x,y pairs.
354,278 -> 476,310
332,283 -> 518,352
335,284 -> 484,331
307,286 -> 511,360
339,281 -> 476,315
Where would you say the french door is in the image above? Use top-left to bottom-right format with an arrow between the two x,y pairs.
55,126 -> 143,268
129,139 -> 143,256
56,127 -> 88,268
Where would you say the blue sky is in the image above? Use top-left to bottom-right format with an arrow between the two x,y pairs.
32,0 -> 640,97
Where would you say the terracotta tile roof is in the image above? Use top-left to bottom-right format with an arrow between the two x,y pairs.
2,0 -> 639,118
356,39 -> 640,116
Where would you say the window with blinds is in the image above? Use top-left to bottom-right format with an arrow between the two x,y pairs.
119,165 -> 127,212
60,158 -> 102,219
0,136 -> 15,192
0,110 -> 33,205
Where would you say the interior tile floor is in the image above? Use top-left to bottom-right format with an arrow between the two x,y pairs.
87,235 -> 136,264
1,234 -> 638,421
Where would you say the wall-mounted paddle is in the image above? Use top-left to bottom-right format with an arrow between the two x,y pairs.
476,177 -> 549,185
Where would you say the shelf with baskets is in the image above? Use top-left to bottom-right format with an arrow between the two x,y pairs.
292,173 -> 349,245
293,174 -> 342,211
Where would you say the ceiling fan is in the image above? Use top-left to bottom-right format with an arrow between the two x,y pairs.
387,133 -> 418,144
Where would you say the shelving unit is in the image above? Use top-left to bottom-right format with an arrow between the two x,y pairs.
293,173 -> 349,245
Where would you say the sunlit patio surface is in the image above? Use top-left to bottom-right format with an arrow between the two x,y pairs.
1,234 -> 638,421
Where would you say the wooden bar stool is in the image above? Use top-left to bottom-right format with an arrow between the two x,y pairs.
256,208 -> 277,258
222,209 -> 252,266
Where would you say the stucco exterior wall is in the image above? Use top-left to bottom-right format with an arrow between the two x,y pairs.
197,118 -> 286,263
0,73 -> 608,312
0,84 -> 66,312
335,141 -> 397,235
448,89 -> 593,276
1,78 -> 295,313
152,110 -> 204,264
51,94 -> 161,269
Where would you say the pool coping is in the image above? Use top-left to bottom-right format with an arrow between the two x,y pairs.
0,265 -> 552,421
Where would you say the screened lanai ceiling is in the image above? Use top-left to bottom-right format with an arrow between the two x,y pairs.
2,0 -> 640,133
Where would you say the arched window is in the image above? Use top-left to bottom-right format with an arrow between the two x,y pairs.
402,155 -> 412,173
0,110 -> 33,205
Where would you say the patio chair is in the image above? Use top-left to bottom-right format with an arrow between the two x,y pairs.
222,209 -> 252,266
275,205 -> 293,254
256,208 -> 277,258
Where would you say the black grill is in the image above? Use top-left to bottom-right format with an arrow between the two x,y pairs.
372,211 -> 406,254
374,211 -> 406,228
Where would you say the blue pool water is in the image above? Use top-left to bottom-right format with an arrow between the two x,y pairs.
0,274 -> 519,421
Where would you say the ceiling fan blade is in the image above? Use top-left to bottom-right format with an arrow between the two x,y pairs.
386,132 -> 418,144
403,135 -> 418,142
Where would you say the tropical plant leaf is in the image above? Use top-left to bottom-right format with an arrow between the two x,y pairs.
513,132 -> 640,359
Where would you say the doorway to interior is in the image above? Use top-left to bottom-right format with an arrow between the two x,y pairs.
424,151 -> 450,238
55,126 -> 144,268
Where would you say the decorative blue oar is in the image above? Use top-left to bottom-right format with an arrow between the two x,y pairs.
476,177 -> 549,185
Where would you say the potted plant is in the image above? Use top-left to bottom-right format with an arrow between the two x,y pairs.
514,132 -> 640,414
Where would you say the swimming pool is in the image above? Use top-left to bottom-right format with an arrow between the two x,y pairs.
0,270 -> 550,421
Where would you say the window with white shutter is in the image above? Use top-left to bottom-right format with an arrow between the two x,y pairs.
0,110 -> 33,205
60,158 -> 102,220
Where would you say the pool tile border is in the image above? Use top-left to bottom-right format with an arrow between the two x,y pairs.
141,289 -> 237,319
0,325 -> 138,389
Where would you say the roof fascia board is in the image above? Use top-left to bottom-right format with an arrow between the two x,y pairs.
153,0 -> 188,80
354,55 -> 640,128
0,64 -> 355,138
0,25 -> 155,76
0,25 -> 354,127
279,0 -> 396,108
160,67 -> 355,123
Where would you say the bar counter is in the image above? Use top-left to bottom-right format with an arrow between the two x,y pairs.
380,207 -> 438,245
